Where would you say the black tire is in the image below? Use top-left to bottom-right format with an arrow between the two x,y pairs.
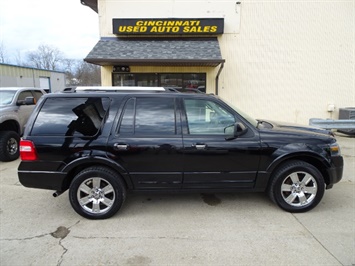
69,166 -> 126,219
268,160 -> 325,213
0,131 -> 20,162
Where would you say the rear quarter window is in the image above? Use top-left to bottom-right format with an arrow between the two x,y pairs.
31,97 -> 110,137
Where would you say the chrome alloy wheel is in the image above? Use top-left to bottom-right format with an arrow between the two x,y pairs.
77,177 -> 115,214
281,171 -> 318,207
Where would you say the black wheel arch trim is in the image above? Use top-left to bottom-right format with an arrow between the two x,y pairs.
0,120 -> 21,134
266,151 -> 331,174
61,155 -> 133,190
261,151 -> 332,189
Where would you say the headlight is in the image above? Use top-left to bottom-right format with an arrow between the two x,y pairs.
329,143 -> 341,156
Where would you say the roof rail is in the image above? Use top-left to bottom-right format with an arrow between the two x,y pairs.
75,86 -> 166,92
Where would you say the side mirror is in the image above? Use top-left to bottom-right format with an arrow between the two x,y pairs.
24,97 -> 36,105
235,122 -> 247,136
17,97 -> 35,106
224,122 -> 248,140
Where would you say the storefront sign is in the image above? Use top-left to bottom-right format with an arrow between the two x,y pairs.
113,18 -> 224,35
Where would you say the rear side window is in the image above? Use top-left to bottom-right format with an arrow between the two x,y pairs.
32,90 -> 44,101
31,97 -> 110,137
118,97 -> 176,135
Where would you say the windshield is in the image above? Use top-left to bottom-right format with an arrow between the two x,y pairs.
219,96 -> 259,128
0,91 -> 16,106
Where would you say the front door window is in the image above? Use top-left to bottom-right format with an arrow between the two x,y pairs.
184,99 -> 235,134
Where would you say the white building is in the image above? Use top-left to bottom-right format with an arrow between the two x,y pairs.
82,0 -> 354,124
0,63 -> 65,93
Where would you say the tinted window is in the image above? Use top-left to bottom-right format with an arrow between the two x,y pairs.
184,99 -> 235,135
18,91 -> 33,101
119,97 -> 176,135
119,98 -> 135,134
31,97 -> 110,136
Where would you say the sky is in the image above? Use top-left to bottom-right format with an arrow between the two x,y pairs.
0,0 -> 99,63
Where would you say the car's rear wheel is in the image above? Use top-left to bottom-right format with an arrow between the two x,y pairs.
0,131 -> 20,162
69,166 -> 126,219
268,160 -> 325,212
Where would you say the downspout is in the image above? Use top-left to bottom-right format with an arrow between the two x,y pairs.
215,62 -> 224,95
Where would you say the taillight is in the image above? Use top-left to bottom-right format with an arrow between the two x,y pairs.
20,140 -> 38,161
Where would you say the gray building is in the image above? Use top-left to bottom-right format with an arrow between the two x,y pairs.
0,63 -> 65,93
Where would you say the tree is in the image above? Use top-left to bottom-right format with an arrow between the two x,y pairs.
63,59 -> 101,86
0,43 -> 25,65
15,51 -> 25,66
27,44 -> 64,70
75,61 -> 101,86
0,42 -> 7,63
1,43 -> 101,86
62,58 -> 78,85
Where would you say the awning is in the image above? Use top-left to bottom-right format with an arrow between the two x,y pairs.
81,0 -> 98,13
84,37 -> 225,67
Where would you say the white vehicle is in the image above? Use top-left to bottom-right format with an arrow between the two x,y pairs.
0,88 -> 45,161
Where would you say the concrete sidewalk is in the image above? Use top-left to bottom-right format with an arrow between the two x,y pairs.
0,134 -> 354,265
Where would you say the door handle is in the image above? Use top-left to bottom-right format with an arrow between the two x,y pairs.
114,143 -> 128,150
193,144 -> 206,150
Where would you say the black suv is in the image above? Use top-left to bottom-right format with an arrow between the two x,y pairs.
18,87 -> 343,219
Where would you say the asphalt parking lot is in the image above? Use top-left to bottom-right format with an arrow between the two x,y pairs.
0,134 -> 354,266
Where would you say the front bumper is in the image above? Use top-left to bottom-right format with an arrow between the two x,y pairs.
326,155 -> 344,189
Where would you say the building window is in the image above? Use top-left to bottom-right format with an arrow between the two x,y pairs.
112,73 -> 206,92
112,74 -> 136,86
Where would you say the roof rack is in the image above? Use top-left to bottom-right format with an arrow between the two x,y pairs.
71,86 -> 206,94
75,86 -> 166,92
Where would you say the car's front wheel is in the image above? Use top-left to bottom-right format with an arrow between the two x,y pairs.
268,160 -> 325,212
69,166 -> 126,219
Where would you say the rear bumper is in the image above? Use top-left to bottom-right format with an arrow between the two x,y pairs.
18,170 -> 67,191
